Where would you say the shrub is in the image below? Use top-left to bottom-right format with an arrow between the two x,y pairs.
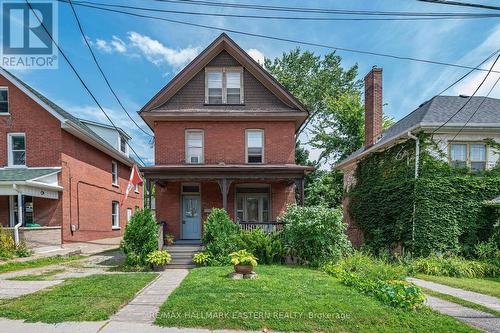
229,249 -> 258,267
474,237 -> 499,260
239,229 -> 284,264
192,252 -> 210,266
323,253 -> 424,310
146,250 -> 172,266
0,227 -> 32,260
121,209 -> 158,266
410,254 -> 499,278
202,208 -> 241,265
280,205 -> 352,266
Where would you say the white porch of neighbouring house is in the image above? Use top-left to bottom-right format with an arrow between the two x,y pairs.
0,168 -> 63,249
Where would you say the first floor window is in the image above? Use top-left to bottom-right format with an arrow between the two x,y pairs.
112,201 -> 120,229
186,130 -> 204,164
235,187 -> 270,223
8,133 -> 26,167
246,130 -> 264,163
111,161 -> 118,185
450,143 -> 487,172
127,208 -> 132,222
0,87 -> 8,113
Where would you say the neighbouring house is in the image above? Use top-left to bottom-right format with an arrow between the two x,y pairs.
0,68 -> 142,249
336,67 -> 500,254
140,33 -> 313,241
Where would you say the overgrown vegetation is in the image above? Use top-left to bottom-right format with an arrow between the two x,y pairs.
0,226 -> 31,260
121,209 -> 158,267
348,134 -> 500,257
410,255 -> 499,278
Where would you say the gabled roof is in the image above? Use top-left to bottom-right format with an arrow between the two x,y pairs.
0,67 -> 135,166
336,95 -> 500,168
139,33 -> 307,117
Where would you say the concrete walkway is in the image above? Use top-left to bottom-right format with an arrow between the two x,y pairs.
112,269 -> 189,323
408,277 -> 500,312
0,280 -> 62,299
425,295 -> 500,333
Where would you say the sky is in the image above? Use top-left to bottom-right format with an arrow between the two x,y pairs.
5,0 -> 500,165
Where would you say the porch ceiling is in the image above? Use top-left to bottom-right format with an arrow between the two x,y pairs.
140,164 -> 314,180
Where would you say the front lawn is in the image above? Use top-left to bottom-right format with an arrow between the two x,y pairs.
0,255 -> 84,274
156,266 -> 479,332
0,273 -> 157,322
416,274 -> 500,298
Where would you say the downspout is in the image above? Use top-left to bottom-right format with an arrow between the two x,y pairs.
407,132 -> 420,242
12,185 -> 23,246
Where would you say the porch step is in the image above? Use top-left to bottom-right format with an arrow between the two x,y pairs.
165,245 -> 204,253
168,263 -> 196,269
164,244 -> 204,267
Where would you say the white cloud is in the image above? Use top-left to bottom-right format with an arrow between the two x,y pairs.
91,36 -> 127,54
246,48 -> 265,65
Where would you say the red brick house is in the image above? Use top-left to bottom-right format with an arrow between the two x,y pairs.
140,34 -> 312,241
0,68 -> 142,248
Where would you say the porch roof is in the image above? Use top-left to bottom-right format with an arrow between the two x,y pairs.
0,168 -> 58,181
141,164 -> 314,180
0,168 -> 62,199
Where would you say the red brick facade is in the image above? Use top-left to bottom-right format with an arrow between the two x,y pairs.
0,73 -> 142,243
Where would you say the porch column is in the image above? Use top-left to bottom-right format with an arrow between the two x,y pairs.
146,178 -> 152,209
14,193 -> 23,245
300,178 -> 305,207
217,178 -> 232,211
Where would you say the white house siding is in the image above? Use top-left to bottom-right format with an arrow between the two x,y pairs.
428,133 -> 500,169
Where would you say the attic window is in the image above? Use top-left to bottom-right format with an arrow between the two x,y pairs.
0,87 -> 8,113
205,67 -> 243,104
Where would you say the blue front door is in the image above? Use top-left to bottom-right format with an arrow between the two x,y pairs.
182,195 -> 201,239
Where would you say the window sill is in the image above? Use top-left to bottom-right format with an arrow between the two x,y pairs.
112,226 -> 121,230
6,165 -> 27,169
0,113 -> 11,116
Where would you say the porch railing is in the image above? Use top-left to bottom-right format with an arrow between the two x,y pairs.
237,221 -> 285,233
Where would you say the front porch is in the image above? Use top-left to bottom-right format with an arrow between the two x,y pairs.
141,164 -> 313,241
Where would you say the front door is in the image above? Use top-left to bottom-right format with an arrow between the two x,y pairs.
182,195 -> 201,239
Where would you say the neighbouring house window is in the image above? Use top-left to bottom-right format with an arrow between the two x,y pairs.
127,208 -> 132,222
112,201 -> 120,229
0,88 -> 8,113
235,186 -> 270,223
246,129 -> 264,163
8,133 -> 26,167
205,67 -> 243,104
186,130 -> 204,164
450,143 -> 487,171
112,161 -> 118,185
119,135 -> 127,154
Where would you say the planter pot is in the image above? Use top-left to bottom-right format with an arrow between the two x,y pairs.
234,264 -> 253,274
165,239 -> 174,246
152,264 -> 167,272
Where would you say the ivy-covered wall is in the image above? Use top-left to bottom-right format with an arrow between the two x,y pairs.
348,134 -> 500,256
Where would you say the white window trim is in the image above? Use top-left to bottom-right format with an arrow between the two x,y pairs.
7,133 -> 26,168
0,87 -> 9,115
245,129 -> 264,164
205,67 -> 244,104
118,135 -> 128,156
112,201 -> 120,229
111,161 -> 119,186
449,142 -> 488,170
185,129 -> 204,164
126,208 -> 132,223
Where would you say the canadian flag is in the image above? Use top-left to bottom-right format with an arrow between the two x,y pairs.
120,163 -> 143,206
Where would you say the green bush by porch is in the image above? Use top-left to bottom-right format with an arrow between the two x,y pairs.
121,209 -> 158,267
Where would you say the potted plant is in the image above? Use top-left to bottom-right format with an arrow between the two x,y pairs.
193,252 -> 210,266
146,250 -> 172,271
229,250 -> 258,274
164,233 -> 175,246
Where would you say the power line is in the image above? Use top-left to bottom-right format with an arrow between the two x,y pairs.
155,0 -> 500,16
24,0 -> 147,166
59,0 -> 500,21
66,0 -> 153,137
418,0 -> 500,11
57,1 -> 500,75
432,52 -> 500,135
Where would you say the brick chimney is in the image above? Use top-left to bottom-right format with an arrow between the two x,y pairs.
364,66 -> 383,147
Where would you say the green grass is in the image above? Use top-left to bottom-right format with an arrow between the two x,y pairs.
7,269 -> 65,281
0,255 -> 84,274
416,274 -> 500,298
156,266 -> 480,332
0,273 -> 158,323
421,288 -> 500,317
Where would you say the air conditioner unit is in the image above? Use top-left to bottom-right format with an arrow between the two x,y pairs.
190,156 -> 200,164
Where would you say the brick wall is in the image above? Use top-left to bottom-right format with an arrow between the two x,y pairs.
364,67 -> 383,147
33,197 -> 61,227
0,196 -> 8,226
341,163 -> 364,247
155,121 -> 296,165
60,131 -> 142,243
155,180 -> 294,240
0,75 -> 62,167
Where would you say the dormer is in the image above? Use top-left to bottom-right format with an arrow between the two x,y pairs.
79,119 -> 131,157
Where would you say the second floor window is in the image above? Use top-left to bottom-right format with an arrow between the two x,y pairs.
112,161 -> 118,185
246,129 -> 264,164
205,67 -> 243,104
450,143 -> 487,172
8,133 -> 26,167
0,88 -> 8,113
186,130 -> 204,164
